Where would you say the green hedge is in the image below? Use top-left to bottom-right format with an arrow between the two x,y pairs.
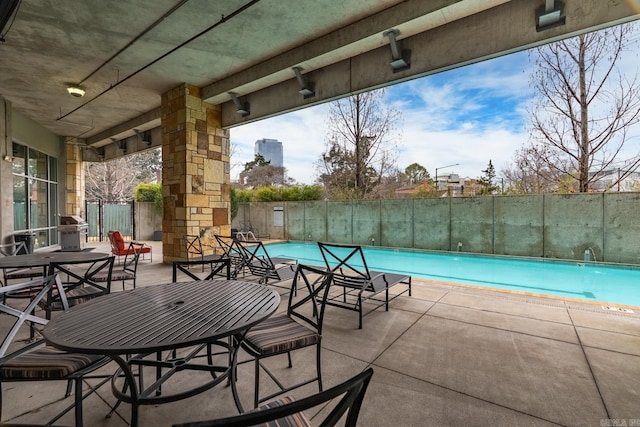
134,183 -> 162,212
233,185 -> 323,203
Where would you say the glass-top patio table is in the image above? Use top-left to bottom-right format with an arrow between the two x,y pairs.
42,279 -> 280,427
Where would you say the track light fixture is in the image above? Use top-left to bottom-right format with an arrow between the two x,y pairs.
134,128 -> 152,146
112,137 -> 127,154
228,92 -> 250,117
536,0 -> 565,31
292,67 -> 315,98
383,29 -> 410,72
66,84 -> 86,97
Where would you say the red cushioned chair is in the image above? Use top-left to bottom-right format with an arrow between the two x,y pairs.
107,230 -> 152,263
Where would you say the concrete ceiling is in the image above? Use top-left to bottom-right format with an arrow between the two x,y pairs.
0,0 -> 638,150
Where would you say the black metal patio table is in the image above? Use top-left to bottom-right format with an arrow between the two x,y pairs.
0,250 -> 111,274
42,279 -> 280,427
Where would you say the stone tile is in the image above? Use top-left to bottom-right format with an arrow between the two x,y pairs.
406,280 -> 452,302
577,327 -> 640,356
361,366 -> 560,427
440,289 -> 572,323
585,347 -> 640,420
568,307 -> 640,336
374,316 -> 607,425
321,305 -> 423,363
427,303 -> 579,344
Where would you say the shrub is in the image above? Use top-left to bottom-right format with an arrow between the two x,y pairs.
134,183 -> 162,212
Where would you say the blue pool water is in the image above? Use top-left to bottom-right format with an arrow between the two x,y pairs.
265,242 -> 640,307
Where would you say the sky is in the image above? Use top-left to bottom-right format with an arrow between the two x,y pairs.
229,27 -> 640,185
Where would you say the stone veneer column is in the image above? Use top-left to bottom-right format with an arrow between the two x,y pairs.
65,142 -> 85,217
161,84 -> 231,263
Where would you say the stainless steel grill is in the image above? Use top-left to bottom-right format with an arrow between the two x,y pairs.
58,215 -> 88,251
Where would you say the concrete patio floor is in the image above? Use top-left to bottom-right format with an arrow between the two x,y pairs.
2,240 -> 640,426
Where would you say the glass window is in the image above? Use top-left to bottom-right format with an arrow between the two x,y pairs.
29,149 -> 47,179
11,143 -> 58,248
13,176 -> 27,230
12,144 -> 26,175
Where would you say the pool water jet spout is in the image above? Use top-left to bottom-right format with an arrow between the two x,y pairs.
584,247 -> 597,262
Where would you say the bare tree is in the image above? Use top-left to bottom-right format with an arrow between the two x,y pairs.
85,149 -> 162,201
502,145 -> 563,194
527,23 -> 640,192
316,89 -> 401,199
241,165 -> 291,188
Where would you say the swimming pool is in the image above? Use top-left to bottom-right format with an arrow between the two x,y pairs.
265,242 -> 640,307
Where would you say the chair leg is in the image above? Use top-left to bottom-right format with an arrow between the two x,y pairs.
317,343 -> 323,392
74,377 -> 83,427
254,357 -> 260,408
65,378 -> 73,397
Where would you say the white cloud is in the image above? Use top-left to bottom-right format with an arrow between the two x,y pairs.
229,31 -> 640,185
230,106 -> 329,185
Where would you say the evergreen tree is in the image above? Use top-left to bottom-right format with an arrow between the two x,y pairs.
479,160 -> 498,195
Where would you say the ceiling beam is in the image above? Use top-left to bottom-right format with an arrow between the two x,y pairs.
219,0 -> 639,127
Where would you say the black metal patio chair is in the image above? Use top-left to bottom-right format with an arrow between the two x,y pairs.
172,257 -> 231,281
183,234 -> 223,271
41,254 -> 115,318
94,242 -> 140,291
173,368 -> 373,427
0,241 -> 44,286
213,234 -> 248,278
235,240 -> 297,286
234,264 -> 333,410
0,275 -> 112,426
317,242 -> 412,329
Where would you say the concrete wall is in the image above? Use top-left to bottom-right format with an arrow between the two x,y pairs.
135,202 -> 162,241
233,193 -> 640,264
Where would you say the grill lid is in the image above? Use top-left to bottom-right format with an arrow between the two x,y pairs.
60,215 -> 86,225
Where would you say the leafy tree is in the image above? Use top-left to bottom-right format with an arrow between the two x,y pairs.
404,163 -> 430,184
230,187 -> 239,220
478,160 -> 498,195
526,23 -> 640,192
243,154 -> 270,171
316,89 -> 401,199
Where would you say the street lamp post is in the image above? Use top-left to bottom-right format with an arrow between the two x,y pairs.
435,163 -> 459,191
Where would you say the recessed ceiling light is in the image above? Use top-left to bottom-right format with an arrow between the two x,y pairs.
66,85 -> 85,97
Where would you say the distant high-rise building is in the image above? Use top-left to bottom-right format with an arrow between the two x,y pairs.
254,138 -> 283,167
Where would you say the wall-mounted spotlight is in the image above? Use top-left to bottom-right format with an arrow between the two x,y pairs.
228,92 -> 250,117
292,67 -> 315,99
383,29 -> 410,72
536,0 -> 565,31
66,84 -> 86,97
134,128 -> 152,146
